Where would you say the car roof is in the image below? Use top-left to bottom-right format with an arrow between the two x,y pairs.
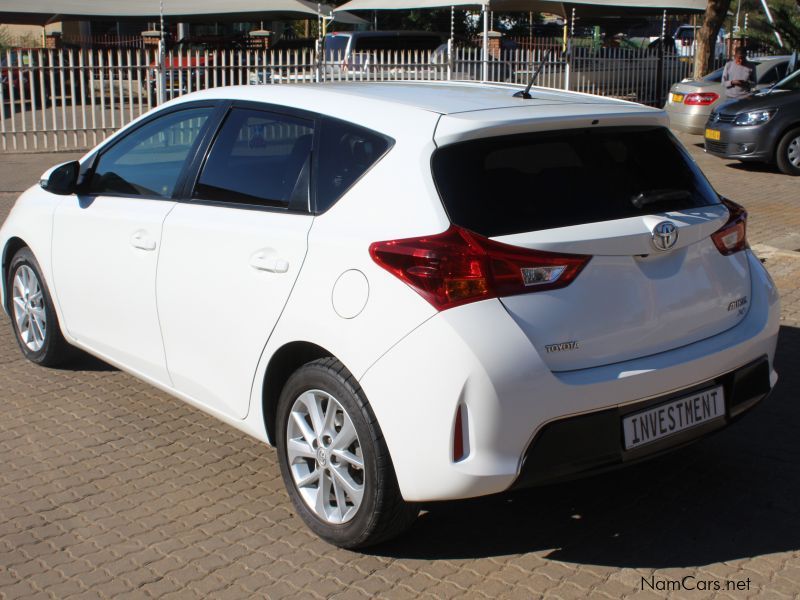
326,31 -> 441,39
178,81 -> 642,118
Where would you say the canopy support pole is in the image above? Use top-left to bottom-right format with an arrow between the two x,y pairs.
564,7 -> 574,91
158,0 -> 166,105
656,9 -> 666,106
482,4 -> 488,82
448,6 -> 454,81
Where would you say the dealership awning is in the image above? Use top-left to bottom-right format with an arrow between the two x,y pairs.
0,0 -> 363,25
334,0 -> 707,12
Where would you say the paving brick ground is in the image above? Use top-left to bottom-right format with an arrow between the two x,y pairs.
1,136 -> 799,599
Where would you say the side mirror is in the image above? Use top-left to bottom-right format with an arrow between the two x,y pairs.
39,160 -> 80,195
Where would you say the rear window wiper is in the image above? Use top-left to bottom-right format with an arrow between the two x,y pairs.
631,189 -> 691,209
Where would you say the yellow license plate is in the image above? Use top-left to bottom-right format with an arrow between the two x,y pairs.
705,129 -> 721,141
671,93 -> 685,103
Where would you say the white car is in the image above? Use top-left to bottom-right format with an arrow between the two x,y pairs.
0,82 -> 780,548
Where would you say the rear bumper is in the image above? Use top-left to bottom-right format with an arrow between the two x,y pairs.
512,355 -> 771,488
360,250 -> 780,502
665,107 -> 709,135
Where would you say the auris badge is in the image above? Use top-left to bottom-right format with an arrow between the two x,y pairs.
652,221 -> 678,251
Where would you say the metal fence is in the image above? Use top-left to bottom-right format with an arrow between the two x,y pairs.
1,45 -> 718,152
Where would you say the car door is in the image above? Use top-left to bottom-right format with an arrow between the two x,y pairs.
51,104 -> 217,383
157,105 -> 315,419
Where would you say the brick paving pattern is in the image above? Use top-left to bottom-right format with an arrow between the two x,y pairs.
1,136 -> 799,599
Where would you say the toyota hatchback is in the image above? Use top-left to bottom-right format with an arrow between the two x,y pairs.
0,82 -> 780,548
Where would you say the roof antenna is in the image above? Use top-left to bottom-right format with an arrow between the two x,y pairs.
514,47 -> 554,99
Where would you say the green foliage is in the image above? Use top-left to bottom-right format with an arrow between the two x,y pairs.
0,25 -> 11,50
742,0 -> 800,51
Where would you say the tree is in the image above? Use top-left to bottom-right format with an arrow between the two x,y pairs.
694,0 -> 732,78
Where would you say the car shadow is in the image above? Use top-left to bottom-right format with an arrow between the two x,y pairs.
60,352 -> 118,372
370,325 -> 800,569
725,161 -> 782,175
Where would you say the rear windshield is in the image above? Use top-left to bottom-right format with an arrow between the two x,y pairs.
353,35 -> 441,52
324,35 -> 350,61
431,127 -> 720,237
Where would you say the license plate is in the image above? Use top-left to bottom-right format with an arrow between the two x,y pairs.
671,93 -> 684,103
622,386 -> 725,450
705,128 -> 721,141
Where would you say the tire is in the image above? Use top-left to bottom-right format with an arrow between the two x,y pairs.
6,247 -> 75,367
276,358 -> 418,549
776,127 -> 800,176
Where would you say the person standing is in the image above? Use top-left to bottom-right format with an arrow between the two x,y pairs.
722,47 -> 757,100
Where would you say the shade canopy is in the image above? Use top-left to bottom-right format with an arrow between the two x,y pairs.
334,0 -> 707,14
0,0 -> 332,25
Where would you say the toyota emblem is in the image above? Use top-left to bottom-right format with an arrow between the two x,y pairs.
652,221 -> 678,251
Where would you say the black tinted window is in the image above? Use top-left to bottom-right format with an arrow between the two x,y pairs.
90,107 -> 212,198
194,108 -> 314,209
758,63 -> 788,85
432,127 -> 720,237
354,35 -> 441,51
315,119 -> 392,213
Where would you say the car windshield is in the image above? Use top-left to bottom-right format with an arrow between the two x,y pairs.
702,67 -> 724,82
324,35 -> 349,61
771,67 -> 800,91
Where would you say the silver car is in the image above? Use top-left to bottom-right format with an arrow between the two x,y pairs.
664,56 -> 792,134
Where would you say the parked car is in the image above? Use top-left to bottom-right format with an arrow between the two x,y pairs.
704,67 -> 800,175
322,31 -> 443,76
1,51 -> 59,107
665,55 -> 794,134
149,38 -> 248,98
0,82 -> 779,548
673,24 -> 726,58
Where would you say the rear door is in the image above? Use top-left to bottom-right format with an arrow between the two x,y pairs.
431,125 -> 751,372
156,105 -> 314,419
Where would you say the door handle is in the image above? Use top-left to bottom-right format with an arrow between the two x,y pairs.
250,252 -> 289,273
130,230 -> 156,251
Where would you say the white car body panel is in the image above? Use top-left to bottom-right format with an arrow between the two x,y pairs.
157,203 -> 314,419
51,195 -> 175,383
361,251 -> 778,501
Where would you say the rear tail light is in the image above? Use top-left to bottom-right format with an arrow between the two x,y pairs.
711,198 -> 748,255
369,225 -> 591,311
684,92 -> 719,106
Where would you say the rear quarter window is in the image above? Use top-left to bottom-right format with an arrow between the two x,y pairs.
431,127 -> 720,237
315,118 -> 393,213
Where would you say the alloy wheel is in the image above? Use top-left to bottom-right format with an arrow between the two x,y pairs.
11,265 -> 46,352
286,389 -> 365,524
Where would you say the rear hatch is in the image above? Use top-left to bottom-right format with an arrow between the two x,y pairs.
431,125 -> 751,372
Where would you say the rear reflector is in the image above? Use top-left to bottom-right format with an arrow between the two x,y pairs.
711,198 -> 748,255
453,405 -> 466,462
369,225 -> 591,311
684,92 -> 719,106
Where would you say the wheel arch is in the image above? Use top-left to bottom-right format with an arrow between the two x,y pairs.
775,121 -> 800,157
1,236 -> 29,314
261,340 -> 338,445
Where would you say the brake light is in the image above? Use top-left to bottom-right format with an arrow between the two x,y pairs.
369,225 -> 591,311
711,198 -> 748,255
684,92 -> 719,106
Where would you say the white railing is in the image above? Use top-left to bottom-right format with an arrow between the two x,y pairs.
1,46 -> 712,152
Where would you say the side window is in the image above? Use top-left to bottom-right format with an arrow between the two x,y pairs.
89,107 -> 212,198
759,63 -> 788,85
316,118 -> 392,213
193,108 -> 314,209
